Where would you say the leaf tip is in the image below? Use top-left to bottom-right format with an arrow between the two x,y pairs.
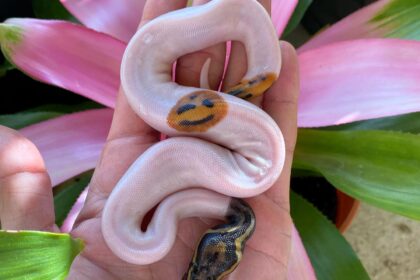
0,22 -> 23,63
71,237 -> 85,257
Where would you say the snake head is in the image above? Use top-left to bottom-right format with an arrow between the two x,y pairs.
185,199 -> 256,280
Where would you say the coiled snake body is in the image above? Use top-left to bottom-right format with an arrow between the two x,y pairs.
102,0 -> 284,279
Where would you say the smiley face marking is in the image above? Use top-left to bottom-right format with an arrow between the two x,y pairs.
168,91 -> 228,132
227,72 -> 277,100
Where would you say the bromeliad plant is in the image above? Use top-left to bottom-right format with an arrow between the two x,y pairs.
0,0 -> 419,279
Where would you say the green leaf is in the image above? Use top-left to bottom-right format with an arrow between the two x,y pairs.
291,168 -> 322,177
0,23 -> 23,63
370,0 -> 420,40
322,112 -> 420,134
283,0 -> 313,36
0,112 -> 63,129
0,230 -> 83,280
0,59 -> 14,77
23,102 -> 103,113
290,192 -> 370,280
294,129 -> 420,220
32,0 -> 77,21
0,102 -> 103,129
54,171 -> 93,226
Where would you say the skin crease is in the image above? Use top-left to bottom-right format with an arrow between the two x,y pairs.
0,0 -> 300,279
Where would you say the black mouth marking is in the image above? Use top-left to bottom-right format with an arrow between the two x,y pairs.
179,114 -> 215,126
177,104 -> 196,115
244,93 -> 253,99
228,89 -> 244,96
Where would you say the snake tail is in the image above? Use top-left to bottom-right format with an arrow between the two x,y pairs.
184,198 -> 256,280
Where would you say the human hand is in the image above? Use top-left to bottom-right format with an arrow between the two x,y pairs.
0,0 -> 299,279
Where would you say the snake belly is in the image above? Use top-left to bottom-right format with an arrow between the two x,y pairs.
101,0 -> 284,278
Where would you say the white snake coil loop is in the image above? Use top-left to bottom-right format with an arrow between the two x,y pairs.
102,0 -> 284,277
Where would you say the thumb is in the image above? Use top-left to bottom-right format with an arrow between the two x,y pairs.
0,125 -> 56,231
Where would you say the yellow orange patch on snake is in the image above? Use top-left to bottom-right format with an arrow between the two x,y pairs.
227,73 -> 278,99
167,91 -> 228,133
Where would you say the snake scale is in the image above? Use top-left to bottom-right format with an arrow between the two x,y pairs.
101,0 -> 284,279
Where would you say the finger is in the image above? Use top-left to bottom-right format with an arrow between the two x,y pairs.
76,0 -> 191,223
236,42 -> 298,279
263,41 -> 300,207
140,0 -> 189,26
176,43 -> 226,90
259,0 -> 271,13
176,0 -> 226,90
92,0 -> 190,193
221,0 -> 271,106
0,126 -> 55,231
107,0 -> 189,142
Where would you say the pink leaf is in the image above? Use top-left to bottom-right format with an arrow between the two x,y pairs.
298,39 -> 420,127
287,226 -> 317,280
2,19 -> 125,107
299,0 -> 390,53
271,0 -> 299,36
61,188 -> 88,233
61,0 -> 146,42
20,109 -> 112,186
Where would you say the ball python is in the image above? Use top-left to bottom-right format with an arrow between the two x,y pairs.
101,0 -> 285,279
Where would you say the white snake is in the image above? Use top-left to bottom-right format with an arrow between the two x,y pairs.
102,0 -> 284,278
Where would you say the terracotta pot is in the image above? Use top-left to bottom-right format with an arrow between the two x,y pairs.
335,190 -> 360,232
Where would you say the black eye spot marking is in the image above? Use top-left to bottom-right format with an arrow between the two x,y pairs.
244,94 -> 253,99
179,115 -> 215,126
202,99 -> 214,108
248,79 -> 257,85
189,94 -> 198,100
228,89 -> 243,96
177,104 -> 196,115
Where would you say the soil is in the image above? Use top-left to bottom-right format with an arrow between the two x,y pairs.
345,204 -> 420,280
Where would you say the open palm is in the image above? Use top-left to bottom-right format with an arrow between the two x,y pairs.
0,1 -> 299,279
